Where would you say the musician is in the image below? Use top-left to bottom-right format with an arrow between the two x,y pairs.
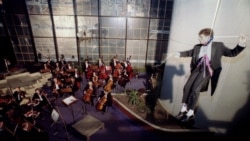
73,68 -> 82,82
16,121 -> 49,141
40,63 -> 51,73
52,77 -> 63,97
32,88 -> 49,111
13,87 -> 26,104
104,74 -> 114,93
59,54 -> 66,66
68,77 -> 79,95
45,56 -> 54,69
99,63 -> 108,80
82,59 -> 91,73
97,57 -> 105,67
92,72 -> 101,88
96,90 -> 113,113
0,116 -> 15,141
126,61 -> 134,80
118,69 -> 130,88
83,81 -> 96,106
52,62 -> 61,78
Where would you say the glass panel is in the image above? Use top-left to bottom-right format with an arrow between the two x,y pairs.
76,0 -> 98,16
127,18 -> 149,39
51,0 -> 74,15
100,17 -> 126,38
34,38 -> 56,61
26,0 -> 50,14
29,15 -> 53,37
149,19 -> 170,40
100,0 -> 127,16
53,16 -> 76,37
127,0 -> 151,17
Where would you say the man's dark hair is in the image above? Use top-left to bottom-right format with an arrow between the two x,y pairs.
199,28 -> 214,38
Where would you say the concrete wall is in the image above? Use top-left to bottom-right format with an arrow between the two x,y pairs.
159,0 -> 250,135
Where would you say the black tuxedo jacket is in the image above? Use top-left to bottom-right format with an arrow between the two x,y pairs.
180,42 -> 245,96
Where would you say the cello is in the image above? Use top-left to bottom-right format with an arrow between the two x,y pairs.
95,91 -> 108,111
104,75 -> 114,93
82,81 -> 94,104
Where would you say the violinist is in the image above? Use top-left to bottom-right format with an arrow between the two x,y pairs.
40,63 -> 51,73
45,56 -> 54,70
13,87 -> 26,104
32,88 -> 49,110
83,81 -> 96,106
16,121 -> 49,141
68,77 -> 79,95
73,68 -> 82,88
52,62 -> 61,78
95,90 -> 113,113
0,116 -> 16,141
52,77 -> 63,97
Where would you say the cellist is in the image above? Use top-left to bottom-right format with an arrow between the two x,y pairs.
82,81 -> 95,106
95,90 -> 113,113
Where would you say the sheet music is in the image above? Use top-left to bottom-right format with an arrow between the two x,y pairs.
62,95 -> 77,105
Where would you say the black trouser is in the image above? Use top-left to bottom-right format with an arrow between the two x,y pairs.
182,66 -> 211,110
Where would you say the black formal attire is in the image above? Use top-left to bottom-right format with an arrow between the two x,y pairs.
179,42 -> 245,109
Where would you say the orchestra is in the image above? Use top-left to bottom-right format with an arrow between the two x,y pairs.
0,54 -> 136,140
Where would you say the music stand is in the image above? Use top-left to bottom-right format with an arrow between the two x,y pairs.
50,108 -> 70,141
62,95 -> 77,121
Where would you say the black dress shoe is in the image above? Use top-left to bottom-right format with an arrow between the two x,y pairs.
176,111 -> 187,120
181,115 -> 195,123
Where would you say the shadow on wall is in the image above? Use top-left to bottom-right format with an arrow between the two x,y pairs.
159,64 -> 185,102
225,70 -> 250,138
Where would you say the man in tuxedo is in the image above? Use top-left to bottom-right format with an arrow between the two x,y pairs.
174,28 -> 247,122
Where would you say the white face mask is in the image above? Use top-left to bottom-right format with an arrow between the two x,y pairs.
198,34 -> 211,45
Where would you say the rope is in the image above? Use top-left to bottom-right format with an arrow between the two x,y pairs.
210,0 -> 221,35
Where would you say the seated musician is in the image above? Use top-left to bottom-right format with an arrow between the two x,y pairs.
92,72 -> 101,89
97,57 -> 105,67
82,59 -> 91,73
118,69 -> 130,88
45,56 -> 54,70
95,90 -> 113,113
104,74 -> 114,93
0,116 -> 16,141
52,77 -> 63,97
13,87 -> 26,104
52,62 -> 61,78
16,121 -> 49,141
40,63 -> 51,73
68,77 -> 78,95
82,81 -> 96,106
99,63 -> 108,80
73,68 -> 82,83
32,88 -> 49,112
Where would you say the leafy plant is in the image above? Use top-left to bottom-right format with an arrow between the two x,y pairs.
126,89 -> 141,105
